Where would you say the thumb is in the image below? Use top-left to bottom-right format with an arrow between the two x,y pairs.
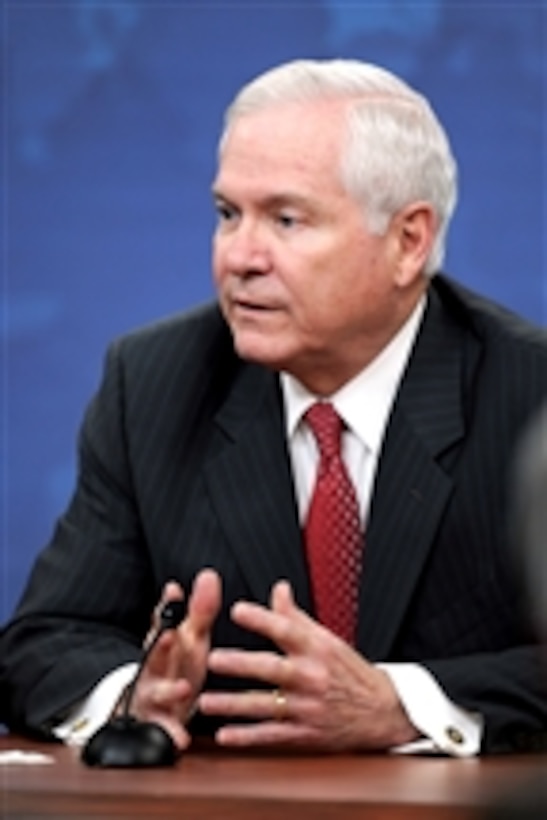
270,579 -> 297,614
271,580 -> 318,629
185,568 -> 223,637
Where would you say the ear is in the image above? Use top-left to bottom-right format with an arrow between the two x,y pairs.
392,202 -> 437,287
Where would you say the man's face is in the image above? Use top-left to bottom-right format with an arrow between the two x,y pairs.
212,99 -> 425,395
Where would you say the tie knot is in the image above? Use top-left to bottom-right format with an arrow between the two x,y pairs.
305,402 -> 343,461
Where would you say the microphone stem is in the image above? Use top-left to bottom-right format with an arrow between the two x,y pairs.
121,628 -> 164,719
120,598 -> 186,719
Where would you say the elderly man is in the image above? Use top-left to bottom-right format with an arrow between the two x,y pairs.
1,59 -> 546,758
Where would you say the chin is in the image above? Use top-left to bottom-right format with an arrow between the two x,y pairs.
232,333 -> 290,370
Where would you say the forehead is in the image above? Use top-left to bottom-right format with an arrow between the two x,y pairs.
214,100 -> 349,199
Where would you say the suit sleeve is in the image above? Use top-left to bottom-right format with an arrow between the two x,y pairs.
0,339 -> 155,734
424,645 -> 547,754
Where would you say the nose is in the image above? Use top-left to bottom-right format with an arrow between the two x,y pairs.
217,219 -> 272,277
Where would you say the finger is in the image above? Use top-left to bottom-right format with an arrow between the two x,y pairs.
139,676 -> 192,711
232,581 -> 327,654
132,675 -> 195,743
199,689 -> 295,721
271,580 -> 305,616
207,648 -> 289,685
146,581 -> 185,646
269,579 -> 294,612
270,581 -> 320,631
149,716 -> 192,752
185,568 -> 222,638
163,579 -> 185,601
230,599 -> 308,654
144,629 -> 180,677
215,721 -> 320,748
270,581 -> 355,655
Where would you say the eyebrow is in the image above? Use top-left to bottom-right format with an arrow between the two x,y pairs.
212,189 -> 315,212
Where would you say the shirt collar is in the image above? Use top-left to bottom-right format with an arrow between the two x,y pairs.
281,295 -> 426,455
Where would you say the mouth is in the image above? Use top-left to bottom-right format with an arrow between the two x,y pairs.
232,298 -> 279,313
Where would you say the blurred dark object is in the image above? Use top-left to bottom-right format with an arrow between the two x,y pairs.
479,776 -> 547,820
478,403 -> 547,819
513,402 -> 547,639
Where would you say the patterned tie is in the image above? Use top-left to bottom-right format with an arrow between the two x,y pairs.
304,402 -> 362,645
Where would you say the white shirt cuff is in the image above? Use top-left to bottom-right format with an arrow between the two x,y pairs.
378,662 -> 484,757
53,663 -> 138,746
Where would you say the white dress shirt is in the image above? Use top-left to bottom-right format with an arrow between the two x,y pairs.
56,296 -> 482,755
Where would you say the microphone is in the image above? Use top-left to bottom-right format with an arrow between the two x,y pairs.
81,599 -> 186,768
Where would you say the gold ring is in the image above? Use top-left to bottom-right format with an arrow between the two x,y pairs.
273,688 -> 288,721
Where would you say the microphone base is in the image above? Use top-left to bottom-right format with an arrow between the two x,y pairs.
81,716 -> 179,768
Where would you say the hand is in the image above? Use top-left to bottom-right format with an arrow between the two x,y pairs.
198,581 -> 419,751
130,568 -> 222,750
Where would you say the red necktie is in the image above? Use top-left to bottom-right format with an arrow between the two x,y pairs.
304,402 -> 362,645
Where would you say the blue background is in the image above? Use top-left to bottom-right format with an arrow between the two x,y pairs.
2,1 -> 546,620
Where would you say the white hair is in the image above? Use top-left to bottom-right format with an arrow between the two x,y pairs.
220,59 -> 458,276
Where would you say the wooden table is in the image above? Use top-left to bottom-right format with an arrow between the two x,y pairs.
0,735 -> 545,819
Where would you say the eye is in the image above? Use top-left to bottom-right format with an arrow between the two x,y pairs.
215,201 -> 238,225
275,212 -> 298,229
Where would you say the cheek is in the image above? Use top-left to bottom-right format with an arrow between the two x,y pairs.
211,240 -> 224,283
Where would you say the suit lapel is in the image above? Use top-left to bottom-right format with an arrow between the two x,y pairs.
204,364 -> 312,611
357,285 -> 477,659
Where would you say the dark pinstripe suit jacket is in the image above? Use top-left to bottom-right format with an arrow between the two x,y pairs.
2,275 -> 547,753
